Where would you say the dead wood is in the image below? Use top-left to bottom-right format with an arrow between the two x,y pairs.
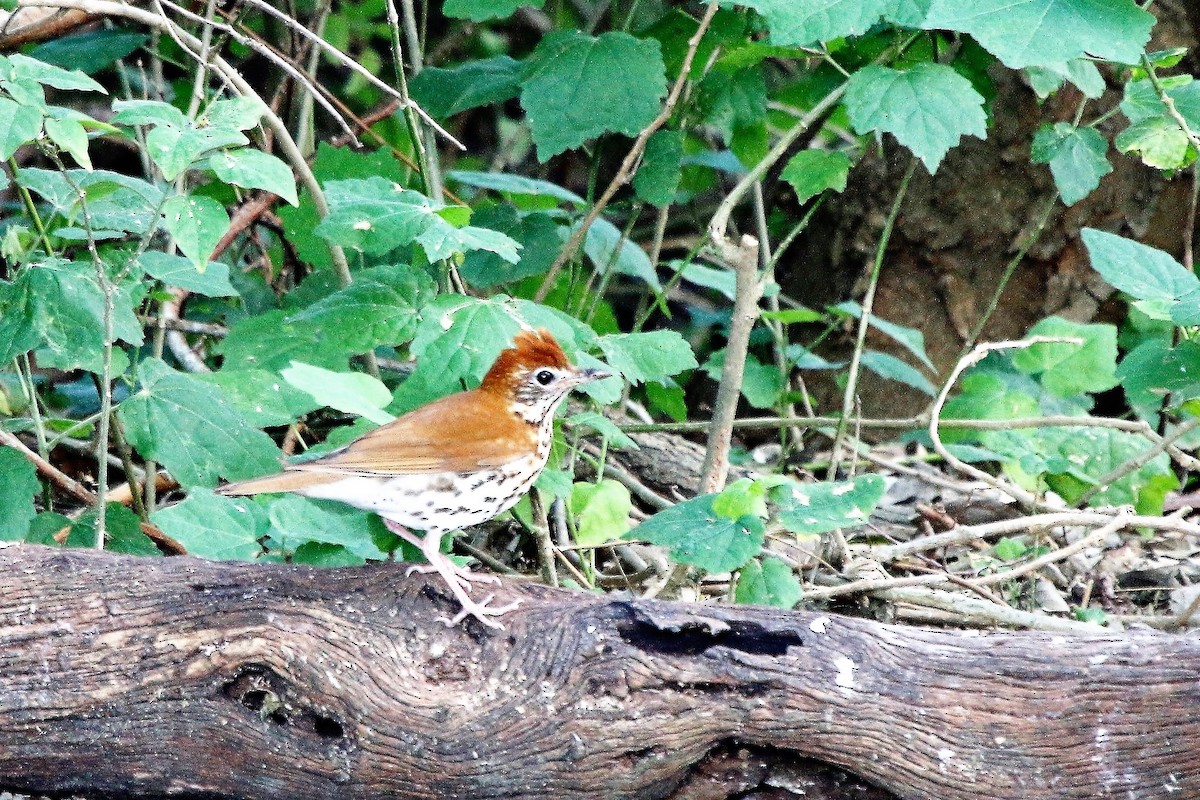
0,544 -> 1197,799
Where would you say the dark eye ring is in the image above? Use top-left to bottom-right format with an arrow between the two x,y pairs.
534,369 -> 555,386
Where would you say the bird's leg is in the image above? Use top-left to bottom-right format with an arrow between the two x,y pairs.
383,520 -> 501,588
417,532 -> 521,629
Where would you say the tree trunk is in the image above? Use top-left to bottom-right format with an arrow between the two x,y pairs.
1,544 -> 1197,799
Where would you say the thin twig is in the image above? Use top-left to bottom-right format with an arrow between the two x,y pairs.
969,513 -> 1130,588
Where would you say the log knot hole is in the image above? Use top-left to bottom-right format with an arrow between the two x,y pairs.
619,604 -> 804,656
222,664 -> 347,743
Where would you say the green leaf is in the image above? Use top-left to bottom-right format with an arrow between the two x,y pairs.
151,488 -> 267,560
145,124 -> 248,181
459,207 -> 563,288
712,477 -> 768,520
1116,339 -> 1200,421
761,307 -> 825,324
645,381 -> 688,421
844,63 -> 987,173
110,98 -> 186,128
287,264 -> 435,355
598,331 -> 697,385
634,129 -> 684,207
735,557 -> 802,608
43,113 -> 91,170
0,98 -> 44,160
117,358 -> 283,487
566,411 -> 639,450
1115,116 -> 1194,171
201,97 -> 266,131
571,479 -> 632,547
582,217 -> 661,290
209,148 -> 299,206
1026,59 -> 1105,99
410,56 -> 522,116
520,30 -> 666,161
773,475 -> 885,535
833,301 -> 934,369
630,493 -> 765,573
923,0 -> 1154,69
1081,228 -> 1199,303
268,496 -> 388,561
780,150 -> 852,204
443,0 -> 544,20
29,29 -> 146,75
195,368 -> 321,428
1121,77 -> 1200,130
26,512 -> 70,546
1012,317 -> 1118,397
67,504 -> 158,556
702,350 -> 783,409
9,53 -> 106,93
993,536 -> 1027,561
1030,123 -> 1111,206
216,310 -> 348,372
448,170 -> 586,205
736,0 -> 891,46
681,262 -> 737,300
0,446 -> 38,541
860,350 -> 936,395
138,251 -> 238,297
161,194 -> 231,272
282,362 -> 395,426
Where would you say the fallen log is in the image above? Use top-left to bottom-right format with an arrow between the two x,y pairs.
0,544 -> 1196,799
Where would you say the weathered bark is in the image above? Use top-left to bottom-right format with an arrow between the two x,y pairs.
1,544 -> 1197,799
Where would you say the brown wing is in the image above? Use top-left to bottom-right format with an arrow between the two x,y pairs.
293,389 -> 535,475
217,469 -> 344,496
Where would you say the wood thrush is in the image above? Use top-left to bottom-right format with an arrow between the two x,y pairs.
217,328 -> 609,629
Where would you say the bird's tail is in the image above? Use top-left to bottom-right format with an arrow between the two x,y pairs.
216,469 -> 341,496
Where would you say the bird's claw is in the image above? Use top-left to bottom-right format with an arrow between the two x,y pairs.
440,595 -> 523,629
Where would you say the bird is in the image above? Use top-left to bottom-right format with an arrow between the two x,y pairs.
217,328 -> 610,629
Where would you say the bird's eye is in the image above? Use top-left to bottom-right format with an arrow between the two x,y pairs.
534,369 -> 555,386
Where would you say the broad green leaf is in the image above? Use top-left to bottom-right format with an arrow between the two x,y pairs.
145,124 -> 248,181
520,30 -> 667,161
443,0 -> 544,20
118,358 -> 283,487
773,475 -> 885,535
43,113 -> 91,170
844,63 -> 987,173
0,446 -> 38,541
645,381 -> 688,421
634,129 -> 684,207
138,251 -> 238,297
582,217 -> 662,290
110,98 -> 186,128
1121,77 -> 1200,130
291,542 -> 365,566
712,477 -> 768,520
268,496 -> 388,561
681,262 -> 737,300
923,0 -> 1153,69
736,0 -> 891,46
993,536 -> 1028,561
1026,59 -> 1106,100
860,350 -> 935,395
1081,228 -> 1199,303
698,66 -> 767,139
0,98 -> 43,160
629,493 -> 765,573
1011,317 -> 1118,397
735,557 -> 802,608
1116,339 -> 1200,421
209,148 -> 299,205
570,479 -> 632,547
67,504 -> 159,556
598,331 -> 698,385
282,362 -> 396,426
287,264 -> 435,354
761,307 -> 825,324
29,29 -> 146,75
1115,116 -> 1194,171
1172,288 -> 1200,327
9,53 -> 106,93
833,301 -> 934,369
201,97 -> 266,131
410,56 -> 522,116
780,149 -> 852,204
26,512 -> 70,546
459,207 -> 563,288
161,194 -> 231,271
448,170 -> 586,205
702,350 -> 783,409
1030,123 -> 1111,206
216,310 -> 349,372
197,368 -> 321,428
151,488 -> 267,560
566,411 -> 639,450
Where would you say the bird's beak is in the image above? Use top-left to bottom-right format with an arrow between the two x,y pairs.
575,367 -> 612,384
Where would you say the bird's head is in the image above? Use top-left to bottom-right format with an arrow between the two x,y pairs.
481,328 -> 610,423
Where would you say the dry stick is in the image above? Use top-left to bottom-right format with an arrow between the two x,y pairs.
863,510 -> 1200,562
532,0 -> 719,303
829,157 -> 918,475
529,491 -> 559,588
875,585 -> 1096,632
699,235 -> 763,493
929,336 -> 1083,510
968,513 -> 1131,588
0,430 -> 96,506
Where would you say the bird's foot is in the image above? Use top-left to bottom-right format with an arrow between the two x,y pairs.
405,561 -> 502,590
440,594 -> 523,629
416,541 -> 520,630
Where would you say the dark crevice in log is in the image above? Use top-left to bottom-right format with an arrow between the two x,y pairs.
618,604 -> 805,657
